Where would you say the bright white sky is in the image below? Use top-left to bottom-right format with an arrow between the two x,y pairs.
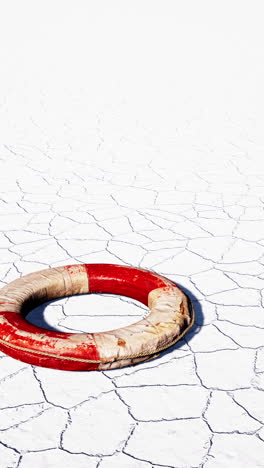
0,1 -> 263,167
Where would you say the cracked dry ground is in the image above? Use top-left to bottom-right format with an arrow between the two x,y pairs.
2,1 -> 264,466
0,147 -> 263,468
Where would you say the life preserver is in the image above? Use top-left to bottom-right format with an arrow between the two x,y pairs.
0,264 -> 194,371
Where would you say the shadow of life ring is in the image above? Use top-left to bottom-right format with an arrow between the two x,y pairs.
0,264 -> 195,371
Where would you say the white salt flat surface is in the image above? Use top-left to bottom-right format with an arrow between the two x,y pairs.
0,2 -> 264,467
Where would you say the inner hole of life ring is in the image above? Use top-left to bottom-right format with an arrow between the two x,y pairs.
25,293 -> 150,334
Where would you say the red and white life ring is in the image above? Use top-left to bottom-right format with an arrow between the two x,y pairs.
0,264 -> 194,371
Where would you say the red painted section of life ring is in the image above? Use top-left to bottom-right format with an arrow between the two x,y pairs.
0,312 -> 101,371
84,263 -> 179,304
0,264 -> 193,371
